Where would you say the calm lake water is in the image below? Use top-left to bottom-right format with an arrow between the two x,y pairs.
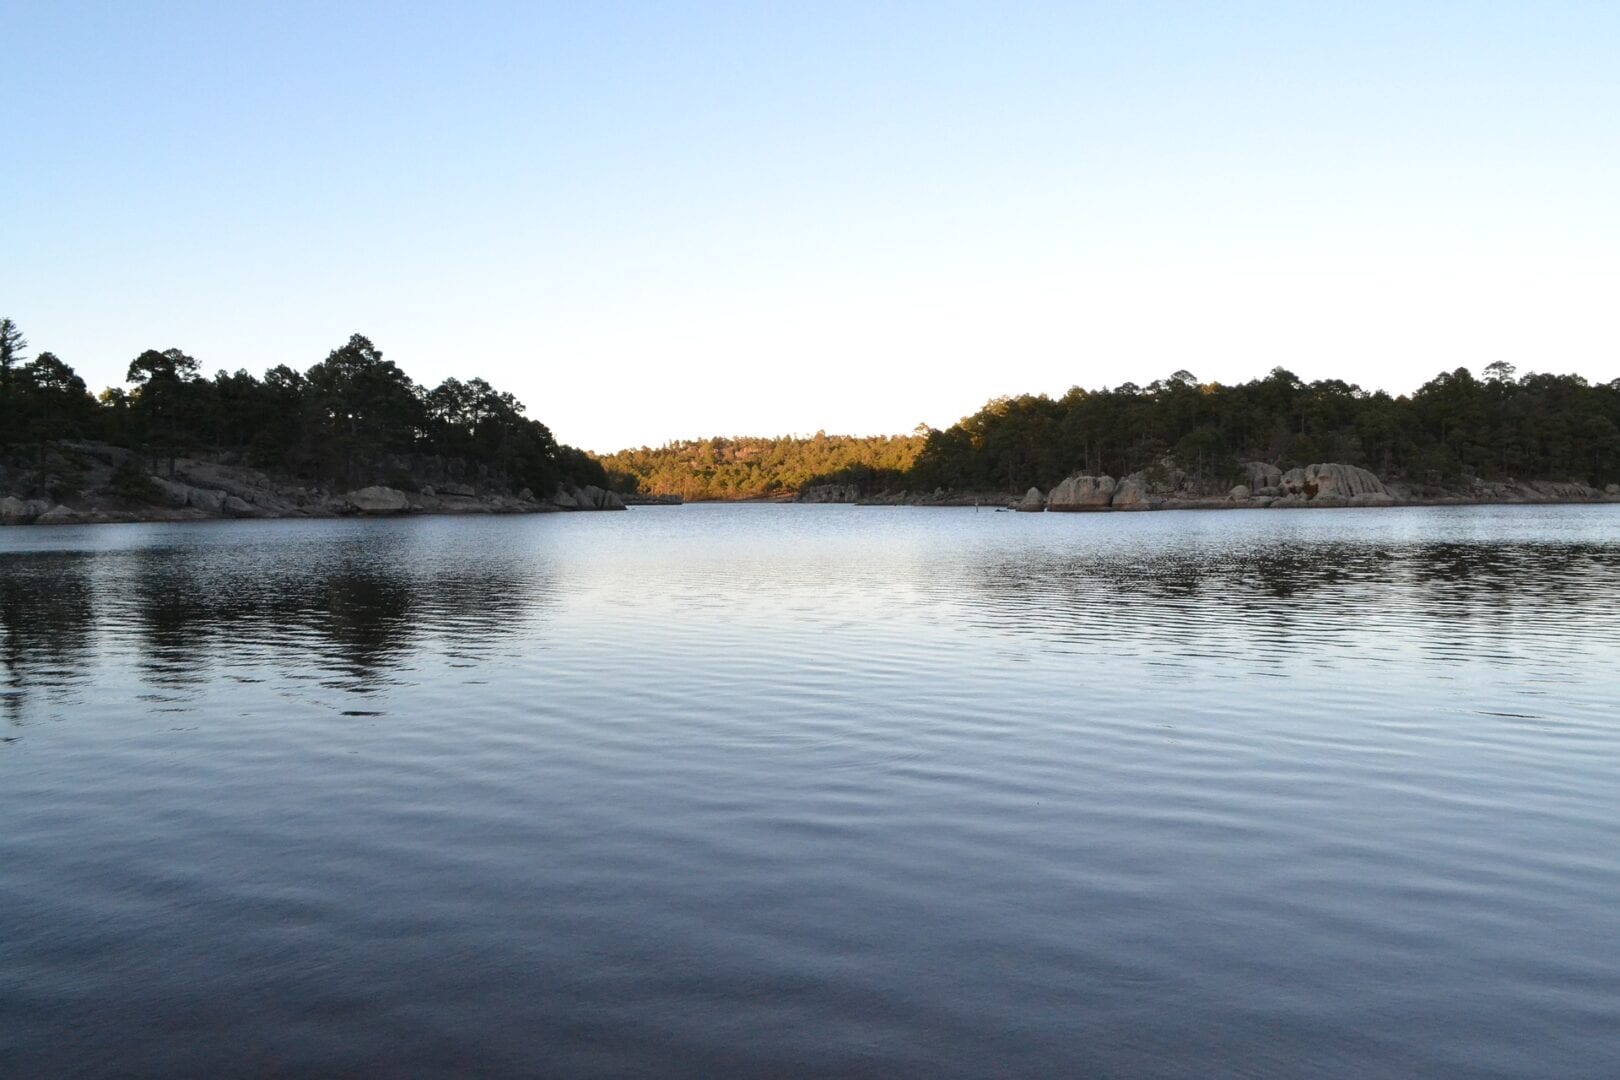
3,504 -> 1619,1078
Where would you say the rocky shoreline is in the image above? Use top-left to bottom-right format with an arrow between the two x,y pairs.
7,445 -> 1615,526
799,461 -> 1620,511
1,442 -> 630,527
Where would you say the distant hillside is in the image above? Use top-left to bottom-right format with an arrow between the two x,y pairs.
597,433 -> 925,501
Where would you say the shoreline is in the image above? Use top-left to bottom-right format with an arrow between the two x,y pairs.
793,464 -> 1620,513
868,494 -> 1620,511
1,500 -> 574,528
6,485 -> 1618,529
6,492 -> 1617,528
1,443 -> 631,528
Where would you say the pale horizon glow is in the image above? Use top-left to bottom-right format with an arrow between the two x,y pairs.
5,3 -> 1617,452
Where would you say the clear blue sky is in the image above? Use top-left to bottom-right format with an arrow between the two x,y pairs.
5,2 -> 1617,451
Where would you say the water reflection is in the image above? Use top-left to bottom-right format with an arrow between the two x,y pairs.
954,540 -> 1620,668
3,508 -> 1620,1077
0,525 -> 552,717
0,554 -> 96,723
5,518 -> 1619,726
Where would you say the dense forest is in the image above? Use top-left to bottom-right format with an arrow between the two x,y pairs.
0,318 -> 607,496
606,365 -> 1620,499
906,366 -> 1620,494
7,311 -> 1615,504
598,433 -> 925,501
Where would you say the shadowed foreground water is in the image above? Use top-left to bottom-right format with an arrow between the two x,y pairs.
3,504 -> 1619,1077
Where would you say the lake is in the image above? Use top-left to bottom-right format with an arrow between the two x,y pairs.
3,504 -> 1619,1077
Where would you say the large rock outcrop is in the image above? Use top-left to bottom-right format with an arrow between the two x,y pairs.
553,485 -> 627,511
187,486 -> 229,514
0,441 -> 630,525
797,483 -> 860,504
35,504 -> 81,525
1,496 -> 50,525
1110,474 -> 1153,509
1244,462 -> 1282,492
1016,487 -> 1046,512
1528,480 -> 1605,501
1047,474 -> 1116,510
175,461 -> 306,515
147,475 -> 240,514
344,486 -> 412,514
1278,463 -> 1390,501
150,477 -> 193,509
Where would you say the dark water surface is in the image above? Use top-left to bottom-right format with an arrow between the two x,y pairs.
4,505 -> 1619,1078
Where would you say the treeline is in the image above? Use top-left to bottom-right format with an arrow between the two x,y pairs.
906,366 -> 1620,494
598,433 -> 925,501
603,364 -> 1620,499
0,318 -> 607,495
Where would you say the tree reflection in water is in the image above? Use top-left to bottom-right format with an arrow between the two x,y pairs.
953,540 -> 1620,672
0,529 -> 551,724
0,554 -> 96,724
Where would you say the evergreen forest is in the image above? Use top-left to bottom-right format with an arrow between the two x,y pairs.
604,365 -> 1620,499
0,318 -> 608,496
6,312 -> 1615,504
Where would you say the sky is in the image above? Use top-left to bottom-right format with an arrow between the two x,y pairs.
4,2 -> 1618,451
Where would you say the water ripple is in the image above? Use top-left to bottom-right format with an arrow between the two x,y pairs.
2,505 -> 1618,1077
